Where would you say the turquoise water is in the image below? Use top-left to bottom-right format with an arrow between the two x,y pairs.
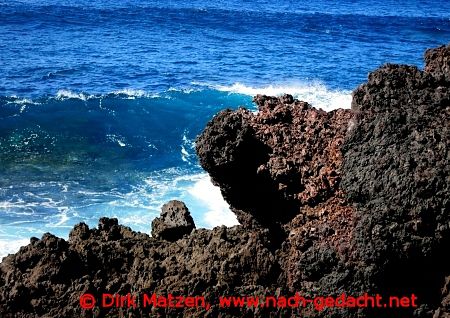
0,0 -> 449,256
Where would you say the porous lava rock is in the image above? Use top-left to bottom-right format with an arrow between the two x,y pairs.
424,44 -> 450,82
196,95 -> 352,229
341,43 -> 450,317
1,44 -> 449,318
0,218 -> 281,318
151,200 -> 196,241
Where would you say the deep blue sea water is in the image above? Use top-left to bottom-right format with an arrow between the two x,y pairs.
0,0 -> 449,257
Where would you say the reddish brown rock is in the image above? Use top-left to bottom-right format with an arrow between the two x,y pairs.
1,45 -> 449,318
252,94 -> 352,207
196,94 -> 365,318
424,44 -> 450,82
196,94 -> 352,229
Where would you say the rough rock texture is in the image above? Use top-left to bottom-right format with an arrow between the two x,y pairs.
195,92 -> 364,317
1,219 -> 281,318
151,200 -> 196,241
342,44 -> 450,317
195,108 -> 274,229
1,45 -> 449,318
196,95 -> 352,229
195,44 -> 450,317
424,44 -> 450,82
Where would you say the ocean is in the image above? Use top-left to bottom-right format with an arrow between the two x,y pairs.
0,0 -> 449,257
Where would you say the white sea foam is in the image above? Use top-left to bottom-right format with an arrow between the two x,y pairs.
124,170 -> 238,229
11,84 -> 350,111
111,89 -> 151,98
0,171 -> 237,253
6,96 -> 41,106
48,207 -> 70,227
0,239 -> 30,259
214,82 -> 352,111
168,87 -> 201,94
187,175 -> 238,228
55,88 -> 160,101
106,134 -> 127,147
118,214 -> 153,226
56,89 -> 92,101
180,131 -> 196,164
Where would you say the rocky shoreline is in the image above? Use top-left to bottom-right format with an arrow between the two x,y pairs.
1,45 -> 449,318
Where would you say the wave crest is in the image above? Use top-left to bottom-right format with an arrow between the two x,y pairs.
215,82 -> 352,111
55,89 -> 92,101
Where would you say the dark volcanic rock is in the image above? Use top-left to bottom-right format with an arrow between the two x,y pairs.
251,95 -> 352,208
424,44 -> 450,82
151,200 -> 196,241
195,95 -> 363,318
196,95 -> 352,229
196,108 -> 273,228
341,45 -> 450,317
0,234 -> 83,317
1,45 -> 449,318
1,217 -> 281,318
196,44 -> 450,318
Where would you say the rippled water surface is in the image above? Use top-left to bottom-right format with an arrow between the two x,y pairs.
0,0 -> 449,256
